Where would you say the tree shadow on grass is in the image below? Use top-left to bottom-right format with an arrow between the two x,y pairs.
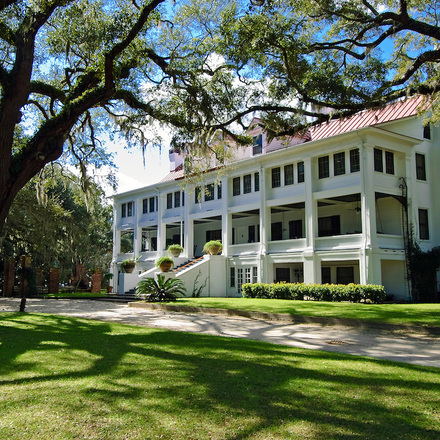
1,312 -> 439,440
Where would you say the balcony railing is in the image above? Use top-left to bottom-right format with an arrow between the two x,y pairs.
377,233 -> 404,250
228,243 -> 260,256
315,234 -> 363,251
267,238 -> 307,254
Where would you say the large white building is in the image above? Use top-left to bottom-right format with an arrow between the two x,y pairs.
111,97 -> 439,300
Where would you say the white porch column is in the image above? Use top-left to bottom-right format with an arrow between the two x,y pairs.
303,251 -> 317,283
221,176 -> 229,257
404,152 -> 415,227
361,143 -> 378,250
304,158 -> 316,250
259,165 -> 267,255
133,198 -> 141,258
157,192 -> 167,254
183,190 -> 193,258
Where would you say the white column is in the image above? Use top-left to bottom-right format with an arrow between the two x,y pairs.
157,192 -> 166,254
133,198 -> 141,258
221,176 -> 229,257
361,143 -> 377,250
304,158 -> 316,250
183,190 -> 193,258
404,152 -> 415,227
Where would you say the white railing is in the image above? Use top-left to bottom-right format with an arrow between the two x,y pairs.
267,238 -> 307,254
315,234 -> 363,251
377,234 -> 404,250
228,243 -> 260,255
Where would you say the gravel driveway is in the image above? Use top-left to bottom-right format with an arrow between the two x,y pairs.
1,297 -> 439,368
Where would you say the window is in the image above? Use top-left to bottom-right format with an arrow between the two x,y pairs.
254,172 -> 260,191
149,197 -> 155,213
141,229 -> 149,252
284,164 -> 294,185
248,225 -> 256,243
271,167 -> 281,188
232,177 -> 240,196
337,267 -> 355,284
297,162 -> 305,183
217,182 -> 222,199
126,202 -> 133,217
205,183 -> 214,201
334,152 -> 345,176
151,237 -> 157,251
237,268 -> 243,294
252,266 -> 258,284
182,191 -> 185,206
243,174 -> 252,194
121,203 -> 126,218
418,209 -> 429,240
253,134 -> 263,155
416,153 -> 426,181
321,267 -> 331,284
374,148 -> 383,172
350,149 -> 360,173
174,191 -> 181,208
166,193 -> 173,209
245,267 -> 252,284
423,125 -> 431,140
142,198 -> 148,214
289,220 -> 303,239
271,222 -> 283,241
318,156 -> 329,178
318,215 -> 341,237
230,267 -> 235,287
206,229 -> 222,242
195,186 -> 201,203
385,151 -> 394,174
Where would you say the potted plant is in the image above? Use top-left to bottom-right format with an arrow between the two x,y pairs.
103,272 -> 114,293
122,258 -> 137,273
203,240 -> 222,255
167,243 -> 184,258
136,274 -> 186,302
156,256 -> 174,272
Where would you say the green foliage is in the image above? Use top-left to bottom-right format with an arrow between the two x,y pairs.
203,240 -> 222,254
135,274 -> 186,301
155,256 -> 174,268
409,245 -> 440,302
1,168 -> 112,283
167,244 -> 184,255
242,282 -> 386,303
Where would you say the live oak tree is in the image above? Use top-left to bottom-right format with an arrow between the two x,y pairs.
0,0 -> 254,236
217,0 -> 440,136
1,0 -> 439,238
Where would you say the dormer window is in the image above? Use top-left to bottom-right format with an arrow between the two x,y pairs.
253,135 -> 262,155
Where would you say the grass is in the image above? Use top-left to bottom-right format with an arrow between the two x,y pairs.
1,313 -> 439,439
43,291 -> 108,298
170,298 -> 440,327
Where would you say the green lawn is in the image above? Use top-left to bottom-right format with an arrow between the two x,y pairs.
1,313 -> 439,440
43,291 -> 108,298
172,298 -> 440,327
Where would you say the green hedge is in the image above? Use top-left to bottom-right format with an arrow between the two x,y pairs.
241,282 -> 386,304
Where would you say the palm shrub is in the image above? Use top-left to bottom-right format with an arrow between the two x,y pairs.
135,275 -> 186,302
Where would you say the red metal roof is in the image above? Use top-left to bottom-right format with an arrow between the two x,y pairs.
309,95 -> 425,141
159,96 -> 427,183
